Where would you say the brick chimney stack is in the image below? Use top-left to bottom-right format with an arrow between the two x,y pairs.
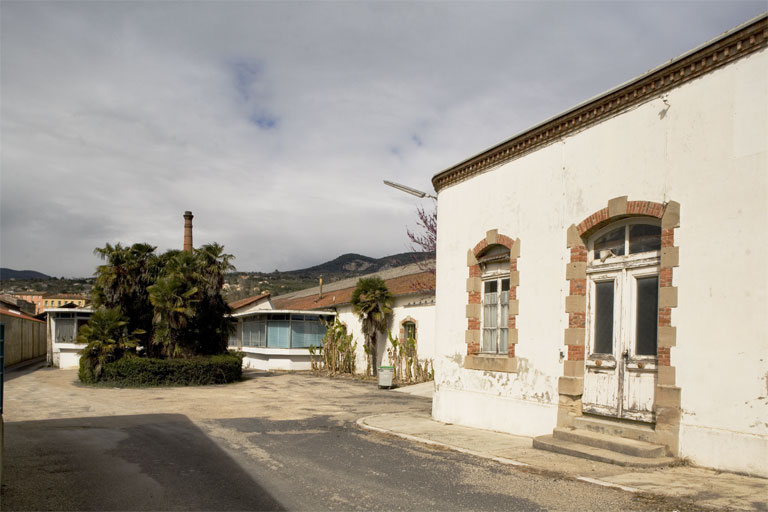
183,211 -> 194,252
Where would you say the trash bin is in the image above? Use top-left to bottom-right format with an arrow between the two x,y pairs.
378,366 -> 394,388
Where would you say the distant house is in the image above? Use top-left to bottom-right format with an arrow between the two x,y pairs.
9,294 -> 45,315
42,294 -> 88,311
429,15 -> 767,477
228,263 -> 436,372
0,294 -> 36,316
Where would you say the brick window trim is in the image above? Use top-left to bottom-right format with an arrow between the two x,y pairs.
399,317 -> 418,344
465,229 -> 520,371
564,197 -> 680,366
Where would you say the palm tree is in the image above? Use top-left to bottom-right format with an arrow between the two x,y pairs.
351,277 -> 393,376
92,242 -> 159,353
196,243 -> 235,295
78,307 -> 141,382
148,251 -> 201,358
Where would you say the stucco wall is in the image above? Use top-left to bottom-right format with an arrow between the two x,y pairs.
433,49 -> 767,475
335,294 -> 436,375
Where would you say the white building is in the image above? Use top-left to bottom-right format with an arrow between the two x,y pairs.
430,14 -> 767,477
229,263 -> 436,373
46,307 -> 93,369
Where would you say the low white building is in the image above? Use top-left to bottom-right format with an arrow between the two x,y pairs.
430,15 -> 767,477
228,292 -> 336,371
46,307 -> 93,369
229,263 -> 436,373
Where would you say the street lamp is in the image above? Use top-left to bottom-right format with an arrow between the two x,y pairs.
383,180 -> 437,200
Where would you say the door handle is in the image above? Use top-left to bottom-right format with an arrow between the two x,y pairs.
622,349 -> 629,360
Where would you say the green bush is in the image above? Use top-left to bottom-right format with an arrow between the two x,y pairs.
81,352 -> 243,387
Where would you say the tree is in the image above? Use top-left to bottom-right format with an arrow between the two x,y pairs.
407,204 -> 436,258
92,241 -> 235,359
351,277 -> 393,376
189,243 -> 236,355
147,251 -> 201,358
407,203 -> 437,291
78,307 -> 142,382
92,242 -> 161,353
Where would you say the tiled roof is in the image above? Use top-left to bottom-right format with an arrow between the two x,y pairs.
229,292 -> 271,311
0,307 -> 45,323
272,271 -> 435,311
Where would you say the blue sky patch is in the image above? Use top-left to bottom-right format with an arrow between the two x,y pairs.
250,113 -> 278,130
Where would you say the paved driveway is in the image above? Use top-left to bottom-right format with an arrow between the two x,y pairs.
2,366 -> 688,511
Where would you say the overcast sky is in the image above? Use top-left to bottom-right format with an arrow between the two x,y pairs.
1,1 -> 764,277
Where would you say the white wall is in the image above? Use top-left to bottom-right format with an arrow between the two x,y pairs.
336,295 -> 436,375
240,348 -> 313,371
433,49 -> 767,475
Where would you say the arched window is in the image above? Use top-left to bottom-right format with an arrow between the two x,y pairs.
479,244 -> 511,355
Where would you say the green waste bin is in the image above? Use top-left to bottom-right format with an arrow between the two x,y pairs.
378,366 -> 394,388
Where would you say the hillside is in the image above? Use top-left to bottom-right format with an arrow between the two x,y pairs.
0,253 -> 433,302
0,268 -> 51,280
223,251 -> 433,301
291,252 -> 431,276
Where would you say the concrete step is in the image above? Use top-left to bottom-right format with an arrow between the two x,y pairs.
553,427 -> 666,458
573,415 -> 656,443
533,434 -> 675,468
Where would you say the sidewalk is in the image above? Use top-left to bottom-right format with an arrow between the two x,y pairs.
358,411 -> 767,511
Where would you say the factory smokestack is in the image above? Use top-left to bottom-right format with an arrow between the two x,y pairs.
183,211 -> 194,252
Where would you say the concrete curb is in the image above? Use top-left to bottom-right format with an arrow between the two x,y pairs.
357,414 -> 644,494
356,415 -> 528,467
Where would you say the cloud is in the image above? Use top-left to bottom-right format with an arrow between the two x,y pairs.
1,1 -> 765,276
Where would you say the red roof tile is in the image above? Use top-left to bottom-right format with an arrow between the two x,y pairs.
272,272 -> 435,311
0,307 -> 45,323
229,292 -> 271,311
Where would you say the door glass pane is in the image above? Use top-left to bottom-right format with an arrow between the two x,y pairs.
629,224 -> 661,254
636,276 -> 659,355
594,281 -> 614,354
593,227 -> 625,260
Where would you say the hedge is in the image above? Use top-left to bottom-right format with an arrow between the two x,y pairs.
79,352 -> 243,386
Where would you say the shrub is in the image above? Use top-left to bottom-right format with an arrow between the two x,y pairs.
86,352 -> 243,387
309,318 -> 356,375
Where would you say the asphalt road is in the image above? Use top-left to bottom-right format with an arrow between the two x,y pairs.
1,367 -> 691,511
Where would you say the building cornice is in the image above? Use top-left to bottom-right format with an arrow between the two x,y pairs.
432,14 -> 768,193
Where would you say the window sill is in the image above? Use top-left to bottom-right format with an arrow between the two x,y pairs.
231,346 -> 314,355
465,354 -> 518,373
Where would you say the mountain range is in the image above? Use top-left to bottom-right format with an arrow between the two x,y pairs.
0,268 -> 51,280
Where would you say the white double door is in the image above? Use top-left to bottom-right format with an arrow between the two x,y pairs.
582,263 -> 659,423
